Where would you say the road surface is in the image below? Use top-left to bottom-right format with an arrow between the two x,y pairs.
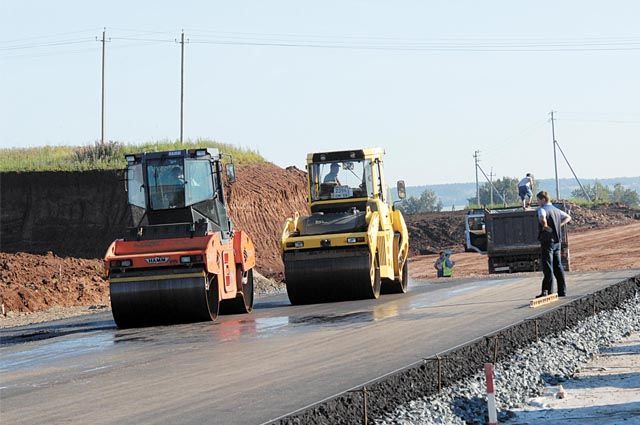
1,269 -> 638,425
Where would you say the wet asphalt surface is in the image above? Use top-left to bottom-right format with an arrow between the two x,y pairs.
1,269 -> 638,425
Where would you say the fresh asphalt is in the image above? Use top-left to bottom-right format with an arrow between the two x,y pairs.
1,269 -> 638,425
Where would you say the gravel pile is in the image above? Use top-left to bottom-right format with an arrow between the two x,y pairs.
376,296 -> 640,425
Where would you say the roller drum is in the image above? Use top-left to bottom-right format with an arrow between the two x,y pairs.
284,247 -> 380,305
109,269 -> 219,328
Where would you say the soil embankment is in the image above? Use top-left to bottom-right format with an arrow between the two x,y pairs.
0,164 -> 308,280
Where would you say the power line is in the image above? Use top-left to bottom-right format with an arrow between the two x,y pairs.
555,118 -> 640,124
0,38 -> 96,51
186,28 -> 640,43
0,28 -> 100,44
188,38 -> 640,52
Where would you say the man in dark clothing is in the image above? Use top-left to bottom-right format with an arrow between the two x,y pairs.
536,191 -> 572,298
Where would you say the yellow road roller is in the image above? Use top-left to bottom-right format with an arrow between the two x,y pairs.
281,148 -> 409,304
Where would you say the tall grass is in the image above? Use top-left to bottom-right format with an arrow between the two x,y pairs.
0,139 -> 265,172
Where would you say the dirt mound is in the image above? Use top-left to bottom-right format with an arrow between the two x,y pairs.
567,203 -> 638,232
404,211 -> 466,256
227,164 -> 308,280
0,252 -> 108,313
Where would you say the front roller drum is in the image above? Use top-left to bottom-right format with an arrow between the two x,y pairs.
109,271 -> 219,328
284,247 -> 381,305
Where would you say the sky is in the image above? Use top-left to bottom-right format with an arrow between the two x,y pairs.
1,1 -> 639,186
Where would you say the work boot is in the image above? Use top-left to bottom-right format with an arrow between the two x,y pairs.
535,290 -> 549,298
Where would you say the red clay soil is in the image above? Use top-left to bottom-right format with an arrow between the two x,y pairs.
409,222 -> 640,280
227,164 -> 308,280
0,252 -> 108,313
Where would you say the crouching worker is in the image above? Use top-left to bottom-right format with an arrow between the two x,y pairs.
434,251 -> 455,278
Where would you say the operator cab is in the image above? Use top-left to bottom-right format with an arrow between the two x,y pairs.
124,148 -> 236,240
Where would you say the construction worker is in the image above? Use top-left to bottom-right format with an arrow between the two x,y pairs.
323,163 -> 341,185
434,251 -> 455,278
518,173 -> 534,209
536,191 -> 572,298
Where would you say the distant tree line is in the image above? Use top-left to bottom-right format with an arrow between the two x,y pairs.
467,176 -> 520,207
571,182 -> 639,207
465,176 -> 640,208
397,189 -> 443,214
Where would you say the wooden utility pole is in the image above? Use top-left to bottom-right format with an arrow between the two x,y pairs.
474,150 -> 480,206
551,111 -> 559,200
177,30 -> 188,144
489,168 -> 494,206
98,28 -> 109,144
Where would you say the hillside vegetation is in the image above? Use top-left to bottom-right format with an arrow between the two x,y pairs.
0,139 -> 265,172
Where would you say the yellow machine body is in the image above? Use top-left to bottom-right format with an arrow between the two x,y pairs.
281,148 -> 409,304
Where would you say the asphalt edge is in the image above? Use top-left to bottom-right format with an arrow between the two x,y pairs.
269,273 -> 640,425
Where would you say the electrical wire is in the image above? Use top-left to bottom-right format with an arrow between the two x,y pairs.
0,28 -> 100,44
0,38 -> 96,51
555,118 -> 640,124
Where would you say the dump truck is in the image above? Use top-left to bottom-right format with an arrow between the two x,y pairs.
281,148 -> 409,304
484,204 -> 570,274
104,148 -> 256,328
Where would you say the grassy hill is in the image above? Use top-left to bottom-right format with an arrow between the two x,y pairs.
0,139 -> 265,172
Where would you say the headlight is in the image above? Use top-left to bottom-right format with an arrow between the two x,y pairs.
286,241 -> 305,248
347,237 -> 365,244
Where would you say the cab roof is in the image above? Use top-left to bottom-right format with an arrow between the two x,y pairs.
306,147 -> 385,163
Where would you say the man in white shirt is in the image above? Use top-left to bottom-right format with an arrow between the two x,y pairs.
518,173 -> 534,209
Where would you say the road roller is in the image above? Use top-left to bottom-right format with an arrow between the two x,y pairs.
281,148 -> 409,305
104,148 -> 256,328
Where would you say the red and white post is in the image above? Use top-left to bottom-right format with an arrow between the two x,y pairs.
485,363 -> 498,425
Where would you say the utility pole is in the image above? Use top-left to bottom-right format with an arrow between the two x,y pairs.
489,168 -> 494,206
97,28 -> 109,144
551,111 -> 560,200
176,30 -> 188,144
474,150 -> 480,206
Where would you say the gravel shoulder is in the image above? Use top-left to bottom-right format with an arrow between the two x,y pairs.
376,297 -> 640,425
507,332 -> 640,424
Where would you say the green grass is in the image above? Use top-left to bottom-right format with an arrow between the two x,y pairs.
0,139 -> 265,172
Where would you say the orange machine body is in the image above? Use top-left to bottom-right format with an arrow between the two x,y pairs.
104,230 -> 256,301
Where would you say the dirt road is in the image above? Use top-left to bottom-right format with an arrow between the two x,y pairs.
410,222 -> 640,280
